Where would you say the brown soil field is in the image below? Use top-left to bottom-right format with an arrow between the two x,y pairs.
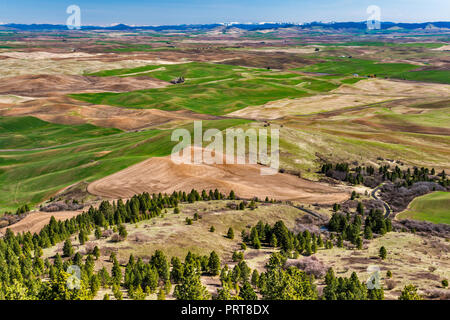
334,78 -> 450,97
247,47 -> 318,54
0,50 -> 183,78
0,95 -> 218,131
0,74 -> 169,97
228,93 -> 400,120
432,44 -> 450,51
87,148 -> 349,204
0,209 -> 83,235
229,78 -> 450,120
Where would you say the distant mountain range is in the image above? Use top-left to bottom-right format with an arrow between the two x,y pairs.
1,21 -> 449,32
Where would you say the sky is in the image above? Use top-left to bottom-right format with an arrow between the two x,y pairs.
0,0 -> 449,26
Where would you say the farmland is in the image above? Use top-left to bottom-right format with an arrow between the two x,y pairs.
397,192 -> 450,224
0,22 -> 448,302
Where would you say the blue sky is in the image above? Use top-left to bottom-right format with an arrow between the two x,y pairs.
0,0 -> 449,25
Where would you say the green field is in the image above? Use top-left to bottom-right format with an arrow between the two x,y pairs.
397,192 -> 450,224
0,116 -> 120,149
296,58 -> 419,76
0,117 -> 251,211
72,62 -> 343,115
391,70 -> 450,84
311,41 -> 447,48
295,57 -> 450,84
275,98 -> 450,180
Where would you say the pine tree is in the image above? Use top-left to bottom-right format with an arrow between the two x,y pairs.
337,235 -> 344,248
95,227 -> 102,240
251,270 -> 259,287
312,241 -> 317,254
239,282 -> 257,300
78,230 -> 88,245
93,246 -> 100,260
317,234 -> 324,247
170,257 -> 184,284
356,237 -> 363,250
208,251 -> 221,276
270,233 -> 278,247
111,259 -> 122,284
364,225 -> 373,239
227,227 -> 235,239
399,284 -> 422,300
379,246 -> 387,260
357,202 -> 364,215
157,287 -> 166,300
63,239 -> 74,257
250,228 -> 261,249
118,225 -> 128,239
174,264 -> 210,300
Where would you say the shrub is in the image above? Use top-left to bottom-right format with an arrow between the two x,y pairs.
385,279 -> 397,290
287,256 -> 327,278
379,246 -> 387,260
111,234 -> 123,242
227,227 -> 234,239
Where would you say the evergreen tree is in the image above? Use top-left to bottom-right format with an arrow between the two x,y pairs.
170,257 -> 184,284
174,264 -> 210,300
208,251 -> 221,276
95,227 -> 102,240
78,230 -> 88,245
270,233 -> 278,247
356,237 -> 363,250
157,287 -> 166,300
111,259 -> 122,284
399,284 -> 422,300
379,246 -> 387,260
118,225 -> 128,239
364,225 -> 373,239
227,227 -> 235,240
239,282 -> 257,300
63,239 -> 74,257
93,246 -> 100,260
251,270 -> 259,287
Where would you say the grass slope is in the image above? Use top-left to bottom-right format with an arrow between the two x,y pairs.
72,62 -> 342,115
0,116 -> 120,149
0,117 -> 251,211
397,191 -> 450,224
296,57 -> 450,84
296,58 -> 419,77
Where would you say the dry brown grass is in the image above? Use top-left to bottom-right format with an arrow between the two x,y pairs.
314,232 -> 450,299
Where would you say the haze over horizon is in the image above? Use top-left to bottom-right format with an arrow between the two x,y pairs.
0,0 -> 449,26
